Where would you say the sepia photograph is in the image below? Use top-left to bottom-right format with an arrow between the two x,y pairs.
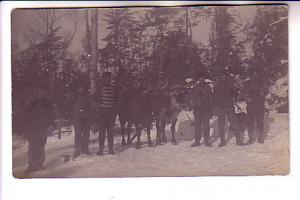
11,5 -> 289,178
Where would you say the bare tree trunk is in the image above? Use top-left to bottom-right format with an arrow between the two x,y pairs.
85,10 -> 91,73
210,8 -> 217,65
85,10 -> 92,56
89,9 -> 98,95
188,15 -> 192,40
185,7 -> 189,43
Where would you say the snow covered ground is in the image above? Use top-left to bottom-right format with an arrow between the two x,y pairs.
12,111 -> 289,178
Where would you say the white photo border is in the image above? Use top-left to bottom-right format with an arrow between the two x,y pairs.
1,1 -> 300,200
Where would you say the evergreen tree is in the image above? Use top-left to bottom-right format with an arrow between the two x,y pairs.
209,7 -> 245,77
103,8 -> 142,72
247,6 -> 288,83
145,7 -> 204,86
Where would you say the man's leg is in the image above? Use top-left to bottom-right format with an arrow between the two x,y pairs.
256,106 -> 265,143
246,105 -> 256,144
35,133 -> 47,169
191,109 -> 201,147
107,111 -> 117,154
82,120 -> 91,155
27,129 -> 47,171
217,109 -> 226,147
97,113 -> 107,155
73,121 -> 83,159
170,117 -> 178,144
227,108 -> 243,146
27,134 -> 36,171
203,111 -> 212,147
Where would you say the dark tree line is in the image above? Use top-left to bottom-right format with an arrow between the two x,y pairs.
12,6 -> 288,135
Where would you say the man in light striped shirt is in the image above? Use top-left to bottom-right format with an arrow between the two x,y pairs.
97,72 -> 118,155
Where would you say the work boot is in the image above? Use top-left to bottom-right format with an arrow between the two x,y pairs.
83,151 -> 92,156
121,138 -> 126,146
246,138 -> 256,145
236,136 -> 244,146
171,138 -> 178,145
258,138 -> 265,144
135,142 -> 142,149
205,142 -> 213,147
97,150 -> 103,156
148,140 -> 153,147
218,142 -> 226,148
191,141 -> 200,147
108,149 -> 115,155
162,135 -> 167,143
72,151 -> 80,160
25,165 -> 46,173
155,140 -> 162,146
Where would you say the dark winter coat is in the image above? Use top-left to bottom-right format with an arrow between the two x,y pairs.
72,94 -> 94,122
192,83 -> 213,110
26,97 -> 54,133
213,80 -> 237,109
242,79 -> 267,106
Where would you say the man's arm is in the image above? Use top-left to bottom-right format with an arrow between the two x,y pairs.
262,81 -> 269,97
212,84 -> 219,108
207,86 -> 213,108
46,98 -> 56,127
191,85 -> 200,107
89,95 -> 97,125
240,80 -> 251,102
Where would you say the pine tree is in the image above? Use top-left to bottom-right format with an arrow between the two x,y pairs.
209,7 -> 244,76
145,7 -> 204,85
102,8 -> 145,89
246,5 -> 288,111
248,6 -> 288,83
103,8 -> 141,71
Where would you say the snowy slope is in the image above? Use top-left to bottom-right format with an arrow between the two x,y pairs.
13,112 -> 289,178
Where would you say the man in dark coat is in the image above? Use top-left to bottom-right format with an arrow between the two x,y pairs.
242,69 -> 268,144
97,72 -> 118,155
190,74 -> 213,147
25,85 -> 54,172
213,70 -> 244,147
72,83 -> 95,160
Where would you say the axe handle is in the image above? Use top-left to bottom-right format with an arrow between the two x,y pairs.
129,133 -> 137,143
185,113 -> 195,126
185,113 -> 192,121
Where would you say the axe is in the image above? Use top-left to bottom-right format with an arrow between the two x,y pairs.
185,113 -> 195,126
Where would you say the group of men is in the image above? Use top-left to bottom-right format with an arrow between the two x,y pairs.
190,69 -> 267,148
72,72 -> 117,159
25,68 -> 267,172
25,72 -> 117,171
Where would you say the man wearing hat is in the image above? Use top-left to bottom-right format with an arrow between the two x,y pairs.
25,84 -> 54,172
190,73 -> 213,147
213,69 -> 243,147
242,68 -> 268,144
97,72 -> 118,155
72,82 -> 94,160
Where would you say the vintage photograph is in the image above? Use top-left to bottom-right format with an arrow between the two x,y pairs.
11,5 -> 289,178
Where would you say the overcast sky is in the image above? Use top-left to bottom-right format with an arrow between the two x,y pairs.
12,6 -> 257,55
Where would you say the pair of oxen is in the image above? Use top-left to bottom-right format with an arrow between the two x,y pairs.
117,85 -> 190,149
